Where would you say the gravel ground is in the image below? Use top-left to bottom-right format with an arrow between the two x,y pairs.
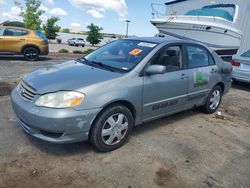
0,56 -> 250,188
0,55 -> 82,94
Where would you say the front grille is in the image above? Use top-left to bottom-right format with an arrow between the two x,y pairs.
18,80 -> 37,101
40,130 -> 63,138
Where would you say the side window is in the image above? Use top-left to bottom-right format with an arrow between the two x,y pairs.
0,28 -> 4,36
187,46 -> 210,68
152,45 -> 182,72
4,29 -> 28,36
209,54 -> 215,65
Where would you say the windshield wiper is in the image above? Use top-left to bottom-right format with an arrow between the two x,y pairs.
90,61 -> 115,72
76,58 -> 126,73
76,57 -> 90,64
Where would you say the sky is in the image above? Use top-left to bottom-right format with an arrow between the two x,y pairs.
0,0 -> 169,36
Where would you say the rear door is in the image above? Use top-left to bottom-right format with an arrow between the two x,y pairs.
3,28 -> 29,53
185,44 -> 219,108
0,28 -> 5,51
142,45 -> 190,120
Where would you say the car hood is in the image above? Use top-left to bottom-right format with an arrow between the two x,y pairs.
23,60 -> 122,94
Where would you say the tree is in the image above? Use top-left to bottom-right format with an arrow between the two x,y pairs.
62,28 -> 70,33
86,23 -> 103,46
16,0 -> 44,30
43,17 -> 60,40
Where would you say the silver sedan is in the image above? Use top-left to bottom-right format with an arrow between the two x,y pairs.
231,50 -> 250,83
11,38 -> 232,152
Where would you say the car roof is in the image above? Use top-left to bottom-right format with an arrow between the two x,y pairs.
127,37 -> 209,47
0,26 -> 31,31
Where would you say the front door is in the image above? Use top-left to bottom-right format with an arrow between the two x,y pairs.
3,28 -> 29,53
142,45 -> 190,120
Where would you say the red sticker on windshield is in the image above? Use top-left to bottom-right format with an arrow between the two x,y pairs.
129,49 -> 143,56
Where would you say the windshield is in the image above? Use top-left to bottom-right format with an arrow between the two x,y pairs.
85,39 -> 158,72
241,50 -> 250,58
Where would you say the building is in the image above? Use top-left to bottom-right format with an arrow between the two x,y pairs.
163,0 -> 250,54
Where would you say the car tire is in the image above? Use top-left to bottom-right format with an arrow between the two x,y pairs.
232,78 -> 239,84
23,47 -> 39,61
82,45 -> 85,47
201,85 -> 222,114
90,105 -> 133,152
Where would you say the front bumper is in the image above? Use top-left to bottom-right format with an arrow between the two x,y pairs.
40,44 -> 49,55
11,88 -> 101,144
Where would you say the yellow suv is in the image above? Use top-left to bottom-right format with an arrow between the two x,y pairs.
0,26 -> 49,61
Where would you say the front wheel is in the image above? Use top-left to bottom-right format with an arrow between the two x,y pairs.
201,86 -> 222,114
90,105 -> 133,152
23,47 -> 39,61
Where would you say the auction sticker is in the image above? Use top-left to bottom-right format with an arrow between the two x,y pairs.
138,42 -> 157,48
129,49 -> 143,56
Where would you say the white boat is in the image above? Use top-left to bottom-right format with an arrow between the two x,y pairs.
150,2 -> 242,58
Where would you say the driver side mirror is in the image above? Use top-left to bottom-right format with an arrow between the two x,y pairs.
145,65 -> 166,75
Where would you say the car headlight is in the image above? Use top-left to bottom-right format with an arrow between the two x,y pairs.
35,91 -> 85,108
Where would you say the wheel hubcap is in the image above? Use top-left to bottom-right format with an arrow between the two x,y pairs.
101,113 -> 128,145
210,90 -> 221,110
26,49 -> 37,59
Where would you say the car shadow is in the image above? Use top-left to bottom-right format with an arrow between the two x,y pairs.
232,81 -> 250,92
132,109 -> 199,136
0,55 -> 53,62
26,134 -> 93,156
25,109 -> 200,156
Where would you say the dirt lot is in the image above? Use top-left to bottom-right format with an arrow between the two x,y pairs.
0,56 -> 250,188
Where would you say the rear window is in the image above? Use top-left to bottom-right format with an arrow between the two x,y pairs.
35,30 -> 48,41
241,50 -> 250,58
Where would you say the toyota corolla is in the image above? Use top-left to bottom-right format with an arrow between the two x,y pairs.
11,37 -> 232,152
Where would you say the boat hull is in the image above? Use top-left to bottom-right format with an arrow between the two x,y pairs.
151,16 -> 242,54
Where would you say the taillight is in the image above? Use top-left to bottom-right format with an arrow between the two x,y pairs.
230,60 -> 240,67
40,39 -> 48,45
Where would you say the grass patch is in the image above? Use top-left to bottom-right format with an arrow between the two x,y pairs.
58,49 -> 69,53
73,49 -> 95,55
83,48 -> 95,55
73,50 -> 84,54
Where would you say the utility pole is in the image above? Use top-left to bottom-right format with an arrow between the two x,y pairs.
125,20 -> 130,38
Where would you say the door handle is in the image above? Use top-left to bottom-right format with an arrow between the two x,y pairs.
180,74 -> 188,80
211,68 -> 217,73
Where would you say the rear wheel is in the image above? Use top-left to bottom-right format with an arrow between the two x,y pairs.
23,47 -> 39,61
201,86 -> 222,114
90,105 -> 133,152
